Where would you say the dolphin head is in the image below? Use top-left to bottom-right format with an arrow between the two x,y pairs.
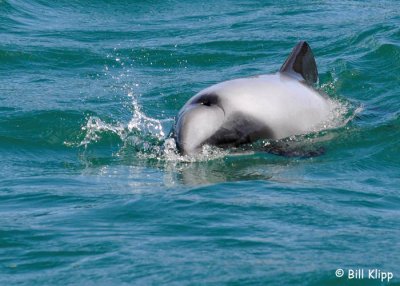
174,92 -> 225,155
173,89 -> 275,155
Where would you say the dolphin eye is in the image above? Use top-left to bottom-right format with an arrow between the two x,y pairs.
193,93 -> 219,107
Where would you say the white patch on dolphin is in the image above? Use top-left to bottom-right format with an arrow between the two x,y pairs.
172,41 -> 342,155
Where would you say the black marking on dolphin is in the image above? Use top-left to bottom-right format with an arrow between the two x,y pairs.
191,93 -> 221,108
203,112 -> 275,148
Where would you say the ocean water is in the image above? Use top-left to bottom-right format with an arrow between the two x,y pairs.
1,0 -> 400,285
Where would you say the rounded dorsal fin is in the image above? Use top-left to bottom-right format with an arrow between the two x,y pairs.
279,41 -> 319,86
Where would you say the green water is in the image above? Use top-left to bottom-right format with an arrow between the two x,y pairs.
1,1 -> 399,285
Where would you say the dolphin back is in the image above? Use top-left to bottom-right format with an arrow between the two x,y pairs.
279,41 -> 318,86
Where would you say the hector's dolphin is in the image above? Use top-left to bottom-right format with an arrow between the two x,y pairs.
173,41 -> 334,155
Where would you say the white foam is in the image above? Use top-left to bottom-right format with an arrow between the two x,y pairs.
161,138 -> 228,163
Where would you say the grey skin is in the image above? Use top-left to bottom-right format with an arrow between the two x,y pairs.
172,41 -> 333,155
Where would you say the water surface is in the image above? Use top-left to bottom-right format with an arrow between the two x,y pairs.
1,1 -> 400,285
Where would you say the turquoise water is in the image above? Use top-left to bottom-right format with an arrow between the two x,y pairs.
1,0 -> 400,285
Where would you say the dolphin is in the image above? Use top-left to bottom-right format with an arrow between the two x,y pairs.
173,41 -> 334,155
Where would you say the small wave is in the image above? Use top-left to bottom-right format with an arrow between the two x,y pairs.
0,110 -> 84,149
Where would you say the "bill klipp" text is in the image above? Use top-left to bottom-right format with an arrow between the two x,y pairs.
348,268 -> 394,282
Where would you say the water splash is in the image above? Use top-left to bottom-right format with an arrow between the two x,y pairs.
79,47 -> 230,163
79,50 -> 172,158
319,97 -> 360,131
79,116 -> 126,147
127,92 -> 166,140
